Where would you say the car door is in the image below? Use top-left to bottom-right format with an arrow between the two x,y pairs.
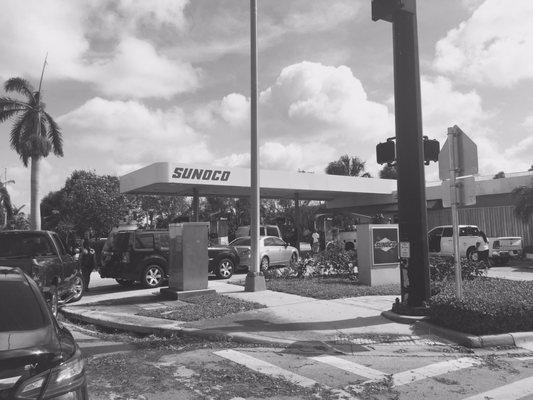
50,232 -> 77,287
440,227 -> 454,255
263,237 -> 280,265
129,232 -> 155,279
428,227 -> 443,253
272,237 -> 289,264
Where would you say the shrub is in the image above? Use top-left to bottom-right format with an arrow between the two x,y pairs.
429,277 -> 533,335
263,249 -> 357,279
429,255 -> 486,295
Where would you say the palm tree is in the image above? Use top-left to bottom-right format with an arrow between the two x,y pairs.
0,72 -> 63,230
512,178 -> 533,222
0,181 -> 14,229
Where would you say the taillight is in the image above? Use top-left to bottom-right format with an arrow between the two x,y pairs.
15,351 -> 85,399
121,252 -> 130,263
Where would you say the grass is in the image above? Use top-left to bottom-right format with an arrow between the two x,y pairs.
264,276 -> 400,300
136,293 -> 266,321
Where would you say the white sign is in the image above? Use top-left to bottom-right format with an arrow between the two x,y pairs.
399,241 -> 410,258
438,125 -> 478,180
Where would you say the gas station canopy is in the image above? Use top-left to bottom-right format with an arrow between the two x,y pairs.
120,162 -> 397,204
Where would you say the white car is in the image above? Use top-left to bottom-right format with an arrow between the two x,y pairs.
230,236 -> 299,270
428,225 -> 488,261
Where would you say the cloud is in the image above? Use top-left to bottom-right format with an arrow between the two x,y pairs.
219,93 -> 250,127
433,0 -> 533,87
0,0 -> 199,99
58,97 -> 212,172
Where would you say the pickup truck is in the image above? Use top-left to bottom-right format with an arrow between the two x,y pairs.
0,230 -> 84,313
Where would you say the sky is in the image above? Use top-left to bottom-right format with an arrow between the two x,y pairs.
1,0 -> 533,208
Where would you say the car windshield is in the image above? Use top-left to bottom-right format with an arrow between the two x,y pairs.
0,276 -> 46,332
0,233 -> 55,258
230,238 -> 251,246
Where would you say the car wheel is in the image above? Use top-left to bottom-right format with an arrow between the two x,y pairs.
69,275 -> 84,303
289,252 -> 298,267
260,256 -> 270,271
215,258 -> 234,279
467,247 -> 478,261
142,264 -> 164,288
116,279 -> 136,287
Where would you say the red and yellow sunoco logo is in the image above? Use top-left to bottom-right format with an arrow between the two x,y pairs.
172,167 -> 231,181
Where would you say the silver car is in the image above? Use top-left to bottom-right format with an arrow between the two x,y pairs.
230,236 -> 299,270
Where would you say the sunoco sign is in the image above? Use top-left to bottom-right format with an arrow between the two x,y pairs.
172,167 -> 230,182
372,227 -> 399,265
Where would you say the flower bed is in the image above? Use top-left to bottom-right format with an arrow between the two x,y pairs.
429,277 -> 533,335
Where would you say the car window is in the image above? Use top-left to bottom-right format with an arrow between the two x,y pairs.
428,227 -> 443,237
260,227 -> 266,236
51,233 -> 67,256
464,226 -> 480,236
264,238 -> 275,246
442,228 -> 453,237
230,238 -> 251,246
157,233 -> 170,249
0,278 -> 47,331
271,237 -> 285,246
459,227 -> 467,236
113,232 -> 132,251
134,233 -> 154,249
0,233 -> 55,258
266,227 -> 279,236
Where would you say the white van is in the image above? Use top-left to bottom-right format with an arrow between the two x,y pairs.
235,225 -> 282,239
428,225 -> 487,260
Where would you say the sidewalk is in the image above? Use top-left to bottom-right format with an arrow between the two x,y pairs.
61,279 -> 449,349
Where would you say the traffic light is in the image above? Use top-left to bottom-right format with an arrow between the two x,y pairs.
423,137 -> 440,165
376,140 -> 396,165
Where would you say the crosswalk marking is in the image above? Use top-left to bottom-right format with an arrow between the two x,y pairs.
214,349 -> 360,400
311,356 -> 387,381
390,357 -> 481,387
461,376 -> 533,400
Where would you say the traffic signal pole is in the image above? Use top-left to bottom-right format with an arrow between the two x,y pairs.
373,0 -> 430,307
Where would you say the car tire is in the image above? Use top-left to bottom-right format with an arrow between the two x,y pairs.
467,247 -> 478,261
69,274 -> 84,303
260,256 -> 270,271
142,264 -> 165,288
215,258 -> 234,279
116,279 -> 136,288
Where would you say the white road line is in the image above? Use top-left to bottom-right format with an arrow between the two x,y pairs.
311,356 -> 387,381
461,376 -> 533,400
214,349 -> 360,400
390,357 -> 481,387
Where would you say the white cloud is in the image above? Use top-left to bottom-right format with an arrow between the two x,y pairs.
58,97 -> 212,170
523,115 -> 533,129
0,0 -> 198,99
433,0 -> 533,87
219,93 -> 250,127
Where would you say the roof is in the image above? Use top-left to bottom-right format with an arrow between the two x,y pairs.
120,162 -> 397,202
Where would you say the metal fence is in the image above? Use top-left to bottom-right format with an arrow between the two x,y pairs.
428,206 -> 533,247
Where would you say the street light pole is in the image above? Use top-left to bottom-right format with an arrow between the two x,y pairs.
245,0 -> 266,292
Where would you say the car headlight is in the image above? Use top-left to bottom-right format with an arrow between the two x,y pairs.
16,351 -> 85,400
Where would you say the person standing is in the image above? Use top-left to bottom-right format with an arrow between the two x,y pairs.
80,231 -> 95,291
312,230 -> 320,254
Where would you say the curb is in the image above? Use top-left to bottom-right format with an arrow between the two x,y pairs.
60,308 -> 296,347
381,311 -> 428,324
382,310 -> 533,349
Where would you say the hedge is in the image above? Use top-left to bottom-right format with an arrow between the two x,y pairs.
429,277 -> 533,335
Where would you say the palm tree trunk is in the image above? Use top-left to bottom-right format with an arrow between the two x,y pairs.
30,156 -> 41,230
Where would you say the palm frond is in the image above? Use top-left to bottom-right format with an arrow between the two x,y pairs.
4,77 -> 35,99
0,184 -> 14,225
10,111 -> 36,167
44,111 -> 63,157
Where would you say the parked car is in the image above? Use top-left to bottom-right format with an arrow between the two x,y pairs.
0,230 -> 84,313
488,236 -> 522,260
235,225 -> 282,239
230,236 -> 299,270
428,225 -> 489,261
99,229 -> 240,287
0,266 -> 88,400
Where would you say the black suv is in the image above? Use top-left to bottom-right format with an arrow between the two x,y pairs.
0,230 -> 84,313
0,267 -> 88,400
99,229 -> 241,288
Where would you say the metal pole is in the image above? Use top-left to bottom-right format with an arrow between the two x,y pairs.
192,188 -> 199,222
390,1 -> 430,307
294,193 -> 300,252
245,0 -> 266,292
448,127 -> 462,299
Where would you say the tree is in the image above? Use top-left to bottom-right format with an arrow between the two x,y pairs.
493,171 -> 505,179
0,73 -> 63,230
512,178 -> 533,222
379,164 -> 398,179
325,155 -> 367,177
0,181 -> 14,229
